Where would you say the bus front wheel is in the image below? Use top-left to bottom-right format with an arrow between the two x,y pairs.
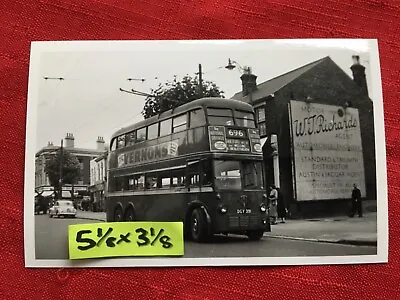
246,230 -> 264,241
190,208 -> 209,242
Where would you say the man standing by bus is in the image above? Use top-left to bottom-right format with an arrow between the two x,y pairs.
350,183 -> 362,218
269,185 -> 278,225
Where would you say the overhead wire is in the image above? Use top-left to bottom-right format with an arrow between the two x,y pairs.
41,53 -> 256,145
41,54 -> 87,108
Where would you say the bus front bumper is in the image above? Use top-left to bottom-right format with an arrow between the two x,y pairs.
213,213 -> 271,234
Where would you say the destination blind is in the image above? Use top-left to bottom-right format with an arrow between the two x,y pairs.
208,126 -> 262,154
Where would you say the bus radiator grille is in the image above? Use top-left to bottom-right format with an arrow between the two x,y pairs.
228,215 -> 259,228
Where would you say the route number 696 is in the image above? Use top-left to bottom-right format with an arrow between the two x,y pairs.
228,130 -> 244,137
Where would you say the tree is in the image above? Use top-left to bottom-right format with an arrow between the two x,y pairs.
44,148 -> 80,198
142,74 -> 224,119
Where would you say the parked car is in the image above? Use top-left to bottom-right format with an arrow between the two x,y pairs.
48,200 -> 77,218
34,194 -> 52,215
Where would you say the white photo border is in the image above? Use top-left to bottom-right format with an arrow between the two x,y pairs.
24,39 -> 388,268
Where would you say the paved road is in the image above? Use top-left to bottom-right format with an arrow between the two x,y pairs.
35,215 -> 377,260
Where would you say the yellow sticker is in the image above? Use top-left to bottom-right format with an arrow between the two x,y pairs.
68,222 -> 184,259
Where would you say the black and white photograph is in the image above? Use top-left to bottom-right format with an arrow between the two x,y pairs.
24,39 -> 388,268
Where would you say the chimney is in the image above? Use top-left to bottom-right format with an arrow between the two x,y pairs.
65,133 -> 75,148
240,67 -> 257,97
350,55 -> 368,96
47,141 -> 54,146
96,136 -> 105,151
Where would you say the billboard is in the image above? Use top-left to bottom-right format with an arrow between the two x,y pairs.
117,140 -> 179,168
288,100 -> 366,201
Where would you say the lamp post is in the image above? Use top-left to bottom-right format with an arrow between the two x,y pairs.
58,139 -> 63,200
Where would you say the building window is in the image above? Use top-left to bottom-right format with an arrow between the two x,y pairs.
136,127 -> 147,143
160,118 -> 172,136
256,107 -> 266,122
258,122 -> 267,137
172,114 -> 187,133
147,123 -> 158,140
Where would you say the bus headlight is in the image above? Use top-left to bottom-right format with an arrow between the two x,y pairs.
260,204 -> 267,212
218,204 -> 227,214
216,193 -> 221,200
262,193 -> 268,201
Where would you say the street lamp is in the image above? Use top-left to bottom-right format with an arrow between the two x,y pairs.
225,58 -> 254,105
225,58 -> 252,74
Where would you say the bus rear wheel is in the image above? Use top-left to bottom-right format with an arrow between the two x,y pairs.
190,208 -> 209,242
124,207 -> 135,222
246,230 -> 264,241
114,206 -> 123,222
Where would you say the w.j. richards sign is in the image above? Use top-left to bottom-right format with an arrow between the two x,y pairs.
289,100 -> 366,201
118,140 -> 179,167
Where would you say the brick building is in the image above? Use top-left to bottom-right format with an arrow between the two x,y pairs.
35,133 -> 107,197
232,56 -> 376,217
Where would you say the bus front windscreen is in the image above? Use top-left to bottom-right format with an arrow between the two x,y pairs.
214,160 -> 241,190
213,160 -> 264,190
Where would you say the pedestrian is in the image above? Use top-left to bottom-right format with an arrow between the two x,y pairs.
269,185 -> 278,225
350,183 -> 362,217
276,187 -> 287,223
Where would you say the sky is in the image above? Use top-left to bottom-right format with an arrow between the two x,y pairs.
34,39 -> 374,152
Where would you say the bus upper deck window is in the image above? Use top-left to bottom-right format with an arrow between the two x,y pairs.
125,131 -> 136,147
110,139 -> 117,151
207,108 -> 234,126
160,118 -> 172,136
117,135 -> 125,149
147,123 -> 158,140
136,127 -> 147,143
173,114 -> 187,133
189,109 -> 206,128
235,110 -> 255,128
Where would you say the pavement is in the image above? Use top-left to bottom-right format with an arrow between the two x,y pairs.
76,210 -> 106,222
75,210 -> 377,247
264,212 -> 377,246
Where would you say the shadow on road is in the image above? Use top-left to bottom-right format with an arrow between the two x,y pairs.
199,234 -> 260,244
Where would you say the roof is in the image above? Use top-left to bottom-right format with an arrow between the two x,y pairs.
36,145 -> 105,157
231,56 -> 330,103
93,152 -> 108,162
111,97 -> 254,139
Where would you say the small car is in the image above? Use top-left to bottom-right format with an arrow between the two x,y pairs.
48,200 -> 77,218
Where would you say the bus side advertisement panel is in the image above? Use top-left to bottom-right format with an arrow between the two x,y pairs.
289,100 -> 366,201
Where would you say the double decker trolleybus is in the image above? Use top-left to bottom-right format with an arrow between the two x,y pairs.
106,97 -> 271,242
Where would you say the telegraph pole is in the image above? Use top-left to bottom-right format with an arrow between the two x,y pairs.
59,139 -> 63,200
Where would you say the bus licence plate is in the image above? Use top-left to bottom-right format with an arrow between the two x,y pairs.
237,209 -> 251,214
